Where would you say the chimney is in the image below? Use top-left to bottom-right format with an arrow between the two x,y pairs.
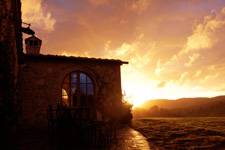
25,35 -> 42,55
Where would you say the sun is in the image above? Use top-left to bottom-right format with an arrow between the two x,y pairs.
123,79 -> 225,108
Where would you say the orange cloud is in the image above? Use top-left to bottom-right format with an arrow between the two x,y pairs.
183,8 -> 225,53
22,0 -> 56,31
184,53 -> 200,67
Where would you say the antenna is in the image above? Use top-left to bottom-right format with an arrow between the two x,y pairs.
22,22 -> 35,35
22,22 -> 31,27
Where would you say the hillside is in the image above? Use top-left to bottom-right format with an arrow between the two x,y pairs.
133,95 -> 225,117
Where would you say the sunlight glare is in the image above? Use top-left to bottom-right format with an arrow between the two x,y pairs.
121,67 -> 225,107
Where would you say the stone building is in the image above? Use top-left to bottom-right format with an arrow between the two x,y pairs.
19,48 -> 128,126
0,0 -> 131,128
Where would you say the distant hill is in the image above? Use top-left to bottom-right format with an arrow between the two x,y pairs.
133,95 -> 225,117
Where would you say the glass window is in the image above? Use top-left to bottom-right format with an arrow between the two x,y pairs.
87,84 -> 93,95
71,86 -> 77,95
71,73 -> 77,83
34,41 -> 38,46
62,89 -> 69,106
80,73 -> 86,83
29,40 -> 33,46
61,72 -> 94,107
80,83 -> 86,95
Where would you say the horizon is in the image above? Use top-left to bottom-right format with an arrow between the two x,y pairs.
21,0 -> 225,106
132,94 -> 225,108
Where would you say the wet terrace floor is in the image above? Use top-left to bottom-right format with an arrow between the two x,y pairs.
8,127 -> 150,150
110,128 -> 150,150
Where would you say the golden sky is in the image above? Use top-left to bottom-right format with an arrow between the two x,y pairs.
22,0 -> 225,106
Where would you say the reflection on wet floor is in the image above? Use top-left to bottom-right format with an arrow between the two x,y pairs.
110,128 -> 150,150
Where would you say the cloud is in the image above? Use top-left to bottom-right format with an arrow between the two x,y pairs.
160,7 -> 225,87
184,53 -> 200,67
104,40 -> 111,51
179,72 -> 189,82
88,0 -> 110,6
154,59 -> 164,76
129,0 -> 151,13
157,81 -> 166,88
103,33 -> 154,71
22,0 -> 56,31
183,8 -> 225,53
204,73 -> 219,81
185,24 -> 212,52
194,70 -> 202,78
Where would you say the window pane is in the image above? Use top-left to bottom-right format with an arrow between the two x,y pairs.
87,84 -> 94,95
34,41 -> 38,46
71,86 -> 77,95
62,89 -> 68,97
29,40 -> 33,45
80,73 -> 86,83
80,83 -> 86,95
62,89 -> 69,106
71,73 -> 77,83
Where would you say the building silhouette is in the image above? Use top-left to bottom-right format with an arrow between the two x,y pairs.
0,0 -> 131,130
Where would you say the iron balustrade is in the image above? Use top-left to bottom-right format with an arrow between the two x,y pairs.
47,105 -> 117,148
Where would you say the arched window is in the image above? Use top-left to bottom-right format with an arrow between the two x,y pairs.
61,72 -> 94,107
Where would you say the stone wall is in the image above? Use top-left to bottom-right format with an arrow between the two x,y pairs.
19,57 -> 125,127
0,0 -> 22,129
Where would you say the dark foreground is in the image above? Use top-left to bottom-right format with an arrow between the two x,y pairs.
133,117 -> 225,150
6,126 -> 149,150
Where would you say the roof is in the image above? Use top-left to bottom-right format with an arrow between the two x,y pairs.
24,54 -> 128,65
25,35 -> 42,42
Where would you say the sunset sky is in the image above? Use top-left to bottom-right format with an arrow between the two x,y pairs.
22,0 -> 225,106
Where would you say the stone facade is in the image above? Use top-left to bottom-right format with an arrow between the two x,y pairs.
19,55 -> 128,127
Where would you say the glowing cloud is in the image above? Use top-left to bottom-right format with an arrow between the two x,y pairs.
22,0 -> 56,31
184,8 -> 225,53
184,53 -> 200,67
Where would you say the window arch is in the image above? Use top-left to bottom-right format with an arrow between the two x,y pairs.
61,71 -> 94,107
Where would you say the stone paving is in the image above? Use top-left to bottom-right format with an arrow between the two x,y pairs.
9,127 -> 150,150
110,128 -> 150,150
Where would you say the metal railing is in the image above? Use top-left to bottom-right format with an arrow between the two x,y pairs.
47,105 -> 117,148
